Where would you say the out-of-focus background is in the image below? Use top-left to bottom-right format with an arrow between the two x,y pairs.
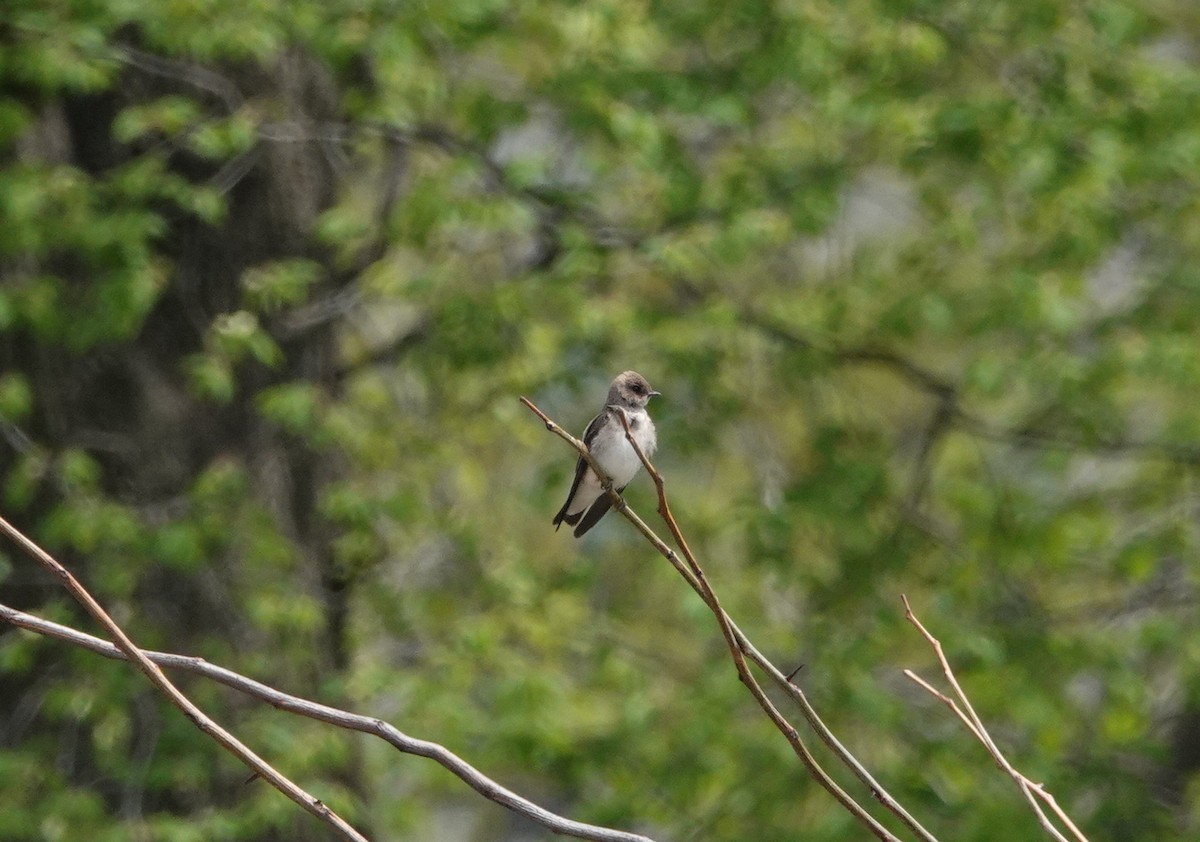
3,1 -> 1200,839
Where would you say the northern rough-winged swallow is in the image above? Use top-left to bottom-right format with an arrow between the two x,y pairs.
553,371 -> 660,538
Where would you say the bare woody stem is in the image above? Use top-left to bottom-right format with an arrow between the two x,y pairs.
0,515 -> 370,842
0,601 -> 655,842
611,411 -> 936,841
521,396 -> 935,842
607,411 -> 901,838
902,595 -> 1089,842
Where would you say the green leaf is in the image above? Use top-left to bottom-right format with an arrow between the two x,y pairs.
242,259 -> 322,312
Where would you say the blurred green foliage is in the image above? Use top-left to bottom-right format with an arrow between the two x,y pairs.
4,0 -> 1200,839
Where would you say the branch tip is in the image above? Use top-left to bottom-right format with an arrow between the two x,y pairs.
903,595 -> 1089,842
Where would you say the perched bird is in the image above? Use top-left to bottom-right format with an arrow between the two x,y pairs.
553,371 -> 660,538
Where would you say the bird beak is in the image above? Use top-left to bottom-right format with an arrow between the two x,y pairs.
649,390 -> 662,398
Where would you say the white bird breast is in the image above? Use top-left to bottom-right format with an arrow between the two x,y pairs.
592,408 -> 656,488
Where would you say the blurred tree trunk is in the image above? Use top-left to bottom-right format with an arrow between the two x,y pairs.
0,41 -> 364,828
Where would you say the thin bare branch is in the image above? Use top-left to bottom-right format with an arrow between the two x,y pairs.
902,669 -> 988,744
115,46 -> 244,112
697,623 -> 938,842
615,408 -> 939,842
0,516 -> 369,842
611,409 -> 881,826
522,396 -> 933,842
902,595 -> 1089,842
0,602 -> 656,842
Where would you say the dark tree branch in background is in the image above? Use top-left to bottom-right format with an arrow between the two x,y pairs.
889,388 -> 959,547
835,345 -> 958,402
902,596 -> 1089,842
0,517 -> 370,842
747,311 -> 1200,465
0,602 -> 656,842
956,414 -> 1200,464
406,124 -> 582,217
252,111 -> 1200,468
254,119 -> 641,254
277,287 -> 365,339
332,318 -> 430,383
520,397 -> 936,842
114,46 -> 245,111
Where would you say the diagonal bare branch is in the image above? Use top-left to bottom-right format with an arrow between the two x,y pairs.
0,602 -> 656,842
0,515 -> 370,842
521,396 -> 934,842
903,595 -> 1089,842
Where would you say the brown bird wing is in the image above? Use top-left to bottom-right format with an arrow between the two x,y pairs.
552,407 -> 611,529
571,484 -> 627,537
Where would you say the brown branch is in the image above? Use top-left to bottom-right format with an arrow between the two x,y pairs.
521,396 -> 935,842
0,515 -> 370,842
613,409 -> 940,842
611,410 -> 900,837
0,602 -> 655,842
749,312 -> 1200,466
902,595 -> 1089,842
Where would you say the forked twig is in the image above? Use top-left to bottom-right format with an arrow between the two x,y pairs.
0,515 -> 369,842
902,595 -> 1089,842
608,410 -> 889,831
0,602 -> 654,842
522,396 -> 935,842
